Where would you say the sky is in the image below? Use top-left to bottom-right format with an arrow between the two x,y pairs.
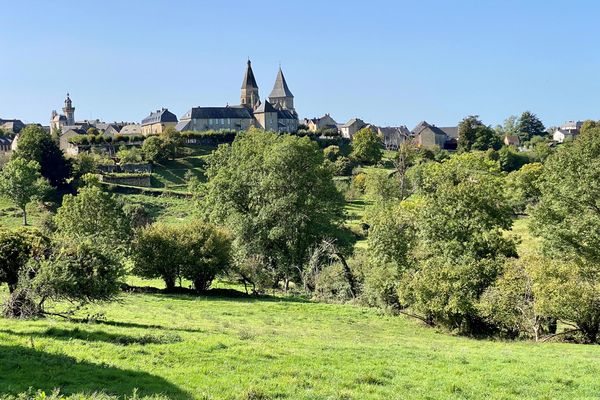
1,0 -> 599,129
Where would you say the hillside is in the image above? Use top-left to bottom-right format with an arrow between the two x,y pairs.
1,285 -> 599,400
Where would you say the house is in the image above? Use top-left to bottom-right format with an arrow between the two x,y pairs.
119,124 -> 143,136
59,128 -> 87,154
303,114 -> 338,132
375,125 -> 412,150
141,108 -> 178,135
553,121 -> 583,143
177,60 -> 299,134
340,118 -> 366,139
412,121 -> 458,150
504,135 -> 520,147
0,119 -> 26,134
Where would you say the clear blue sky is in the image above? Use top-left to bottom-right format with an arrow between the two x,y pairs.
1,0 -> 599,129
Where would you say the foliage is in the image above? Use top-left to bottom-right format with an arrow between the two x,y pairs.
32,242 -> 125,307
141,136 -> 169,163
116,147 -> 143,163
54,185 -> 132,255
202,130 -> 346,286
458,115 -> 501,152
505,162 -> 543,214
13,125 -> 72,188
131,221 -> 231,291
364,169 -> 401,203
332,156 -> 355,176
0,228 -> 49,293
517,111 -> 546,142
531,127 -> 600,264
0,158 -> 51,225
313,263 -> 354,303
494,115 -> 519,138
323,145 -> 341,161
122,203 -> 153,230
498,145 -> 530,172
350,127 -> 383,164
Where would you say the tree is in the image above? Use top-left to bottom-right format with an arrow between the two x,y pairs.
54,185 -> 132,255
505,162 -> 543,214
398,153 -> 517,331
0,229 -> 49,293
13,125 -> 72,188
350,127 -> 383,164
142,136 -> 169,163
160,127 -> 184,159
517,111 -> 545,142
494,115 -> 519,138
0,158 -> 51,225
529,126 -> 600,342
132,222 -> 231,291
458,116 -> 500,152
116,146 -> 143,163
497,145 -> 530,172
202,130 -> 346,288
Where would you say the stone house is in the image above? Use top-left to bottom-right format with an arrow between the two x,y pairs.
340,118 -> 366,139
412,121 -> 458,150
141,108 -> 178,135
303,114 -> 338,132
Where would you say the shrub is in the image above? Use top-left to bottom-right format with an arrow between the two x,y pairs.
313,263 -> 354,303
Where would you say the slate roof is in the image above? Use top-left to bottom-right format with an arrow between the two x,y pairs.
241,60 -> 258,89
412,121 -> 450,137
119,124 -> 143,135
142,108 -> 178,126
175,120 -> 191,132
254,100 -> 277,113
269,68 -> 294,99
277,110 -> 297,120
183,107 -> 254,120
439,127 -> 458,138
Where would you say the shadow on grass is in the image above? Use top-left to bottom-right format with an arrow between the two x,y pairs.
0,327 -> 182,346
0,345 -> 192,399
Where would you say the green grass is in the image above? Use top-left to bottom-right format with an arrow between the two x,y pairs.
1,287 -> 600,399
0,197 -> 46,229
117,194 -> 196,225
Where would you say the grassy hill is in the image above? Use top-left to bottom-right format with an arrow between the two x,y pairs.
1,285 -> 600,400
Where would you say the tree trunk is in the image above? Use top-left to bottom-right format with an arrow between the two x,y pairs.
22,207 -> 28,226
335,251 -> 357,298
164,276 -> 176,291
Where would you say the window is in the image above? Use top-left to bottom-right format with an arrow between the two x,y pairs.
209,119 -> 213,125
221,119 -> 224,125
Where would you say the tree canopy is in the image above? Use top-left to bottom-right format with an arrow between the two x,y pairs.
517,111 -> 545,142
350,127 -> 383,164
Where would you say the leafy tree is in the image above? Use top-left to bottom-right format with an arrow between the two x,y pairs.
398,153 -> 517,331
202,130 -> 345,288
505,162 -> 543,214
323,145 -> 341,161
141,136 -> 169,163
364,169 -> 401,203
580,120 -> 599,135
494,115 -> 519,138
517,111 -> 545,142
160,127 -> 184,159
132,221 -> 231,291
350,127 -> 383,164
116,146 -> 143,163
0,158 -> 51,225
497,146 -> 530,172
54,185 -> 132,255
87,127 -> 100,136
458,116 -> 500,152
0,229 -> 49,293
13,125 -> 72,188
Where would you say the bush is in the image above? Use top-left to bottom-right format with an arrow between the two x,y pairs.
333,156 -> 355,176
313,263 -> 354,303
323,145 -> 341,161
132,221 -> 231,292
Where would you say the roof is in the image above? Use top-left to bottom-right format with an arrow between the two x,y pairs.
175,120 -> 191,132
439,126 -> 458,138
142,108 -> 178,126
119,124 -> 143,135
342,118 -> 365,128
378,126 -> 411,138
269,68 -> 294,99
182,106 -> 254,120
241,60 -> 258,89
277,110 -> 297,120
254,100 -> 277,113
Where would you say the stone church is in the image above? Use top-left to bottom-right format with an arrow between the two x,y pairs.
176,60 -> 299,133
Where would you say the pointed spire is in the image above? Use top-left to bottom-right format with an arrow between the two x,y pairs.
269,67 -> 293,99
241,59 -> 258,89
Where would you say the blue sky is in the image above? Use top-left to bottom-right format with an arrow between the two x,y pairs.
1,0 -> 599,129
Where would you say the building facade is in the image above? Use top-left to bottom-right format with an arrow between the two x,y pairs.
141,108 -> 178,135
177,60 -> 299,133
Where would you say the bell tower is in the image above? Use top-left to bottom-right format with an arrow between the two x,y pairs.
62,93 -> 75,125
240,60 -> 260,108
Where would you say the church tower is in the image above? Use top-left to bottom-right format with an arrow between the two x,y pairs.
268,67 -> 295,116
240,60 -> 260,108
62,93 -> 75,125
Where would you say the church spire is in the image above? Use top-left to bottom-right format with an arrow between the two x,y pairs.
240,59 -> 259,108
268,67 -> 295,114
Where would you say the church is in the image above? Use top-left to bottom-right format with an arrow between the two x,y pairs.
176,60 -> 299,133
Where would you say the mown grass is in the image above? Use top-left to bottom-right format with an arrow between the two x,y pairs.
1,285 -> 600,400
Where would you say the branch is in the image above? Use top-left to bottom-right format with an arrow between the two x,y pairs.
540,329 -> 581,343
399,310 -> 434,326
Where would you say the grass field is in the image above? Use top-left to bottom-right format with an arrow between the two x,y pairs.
2,285 -> 600,400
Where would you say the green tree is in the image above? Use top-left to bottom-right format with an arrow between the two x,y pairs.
517,111 -> 545,142
494,115 -> 519,138
202,130 -> 345,288
116,146 -> 143,163
0,228 -> 49,293
399,153 -> 517,331
505,162 -> 543,214
141,136 -> 169,163
132,221 -> 231,291
458,116 -> 500,152
54,185 -> 132,255
498,145 -> 530,172
13,125 -> 72,188
0,158 -> 51,225
350,127 -> 383,164
160,127 -> 184,159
